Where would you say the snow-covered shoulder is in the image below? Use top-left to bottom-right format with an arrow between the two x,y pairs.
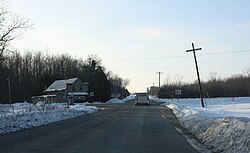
161,97 -> 250,153
0,102 -> 98,135
106,95 -> 136,104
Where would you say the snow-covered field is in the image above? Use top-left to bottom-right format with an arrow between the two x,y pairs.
154,97 -> 250,153
0,96 -> 134,135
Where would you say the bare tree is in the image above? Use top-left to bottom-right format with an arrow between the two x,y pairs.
174,73 -> 184,86
209,72 -> 221,81
243,68 -> 250,77
0,1 -> 31,60
164,73 -> 171,85
122,78 -> 130,88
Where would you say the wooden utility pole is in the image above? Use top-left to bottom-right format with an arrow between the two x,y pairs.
156,72 -> 163,88
6,78 -> 11,105
6,78 -> 14,112
186,43 -> 205,107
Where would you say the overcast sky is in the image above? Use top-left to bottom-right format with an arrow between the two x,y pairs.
8,0 -> 250,92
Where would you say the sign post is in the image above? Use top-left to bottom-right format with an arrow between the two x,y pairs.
89,92 -> 94,103
169,91 -> 174,101
175,89 -> 182,103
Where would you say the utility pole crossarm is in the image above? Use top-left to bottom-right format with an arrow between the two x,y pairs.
186,48 -> 202,52
186,43 -> 202,52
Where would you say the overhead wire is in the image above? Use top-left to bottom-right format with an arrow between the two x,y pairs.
102,49 -> 250,73
103,49 -> 250,63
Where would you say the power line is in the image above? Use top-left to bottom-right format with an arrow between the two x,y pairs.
106,55 -> 249,73
104,49 -> 250,63
200,49 -> 250,56
104,55 -> 185,62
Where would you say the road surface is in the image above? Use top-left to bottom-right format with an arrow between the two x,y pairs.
0,100 -> 198,153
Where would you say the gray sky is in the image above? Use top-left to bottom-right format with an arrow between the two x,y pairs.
9,0 -> 250,92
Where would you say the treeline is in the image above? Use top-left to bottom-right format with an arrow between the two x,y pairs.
158,71 -> 250,98
0,51 -> 130,103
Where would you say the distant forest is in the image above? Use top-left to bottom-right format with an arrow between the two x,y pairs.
0,51 -> 130,103
158,71 -> 250,98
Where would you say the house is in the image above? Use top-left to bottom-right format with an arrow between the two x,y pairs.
45,78 -> 89,103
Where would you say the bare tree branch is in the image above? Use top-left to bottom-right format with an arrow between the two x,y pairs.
0,2 -> 32,60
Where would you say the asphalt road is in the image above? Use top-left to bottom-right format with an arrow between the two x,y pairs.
0,100 -> 198,153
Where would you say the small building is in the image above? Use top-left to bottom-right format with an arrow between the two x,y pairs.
45,78 -> 89,103
149,86 -> 160,97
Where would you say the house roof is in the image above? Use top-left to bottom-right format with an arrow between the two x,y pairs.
66,78 -> 78,84
46,78 -> 78,92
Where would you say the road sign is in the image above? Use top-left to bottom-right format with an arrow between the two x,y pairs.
175,90 -> 182,95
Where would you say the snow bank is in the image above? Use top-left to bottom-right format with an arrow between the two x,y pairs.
0,96 -> 135,134
161,98 -> 250,153
150,97 -> 166,103
84,95 -> 135,105
106,95 -> 136,104
0,102 -> 98,134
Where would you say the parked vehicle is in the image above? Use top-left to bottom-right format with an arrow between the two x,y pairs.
135,93 -> 149,105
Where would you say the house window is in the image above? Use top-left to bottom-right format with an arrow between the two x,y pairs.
80,85 -> 83,90
72,85 -> 75,91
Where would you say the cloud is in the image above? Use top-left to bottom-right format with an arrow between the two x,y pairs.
206,22 -> 250,50
12,21 -> 100,56
122,26 -> 216,43
118,25 -> 217,56
128,26 -> 167,38
214,22 -> 250,36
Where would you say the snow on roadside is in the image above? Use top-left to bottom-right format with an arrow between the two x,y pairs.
159,98 -> 250,153
0,103 -> 98,134
106,95 -> 135,104
0,96 -> 134,135
88,95 -> 136,104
